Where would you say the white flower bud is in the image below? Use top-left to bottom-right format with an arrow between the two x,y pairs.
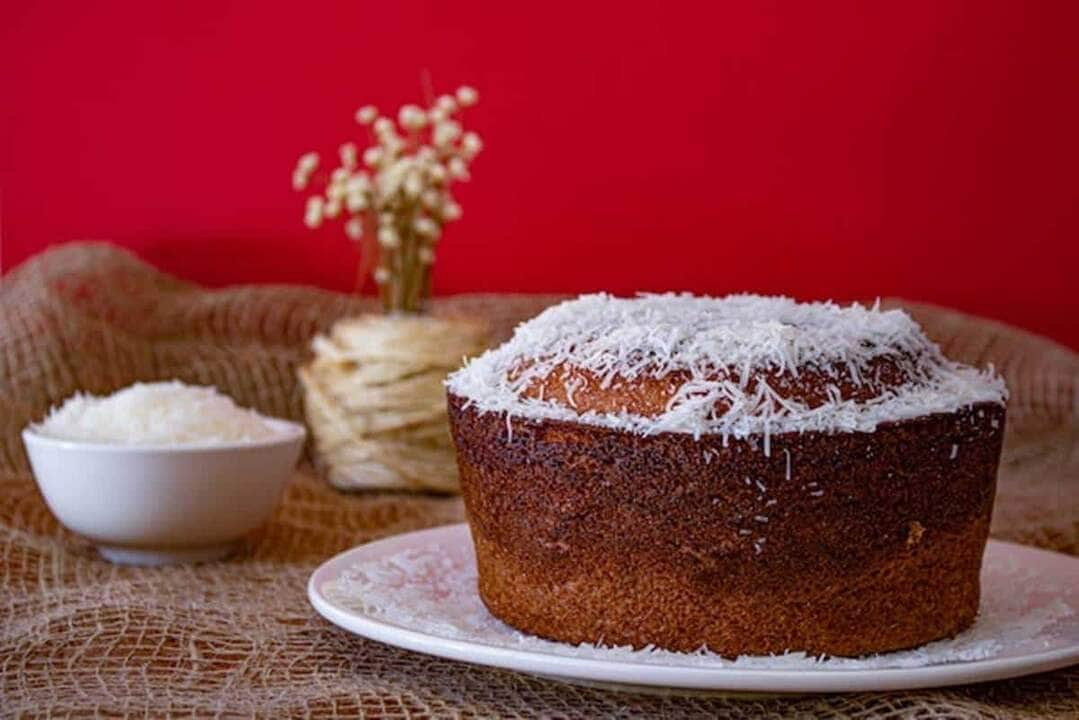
433,120 -> 461,147
331,167 -> 349,184
373,266 -> 391,284
418,246 -> 436,265
421,189 -> 441,209
327,181 -> 346,201
373,117 -> 394,136
428,108 -> 447,124
355,105 -> 378,124
441,200 -> 462,221
345,190 -> 367,212
378,159 -> 409,197
456,86 -> 478,106
447,156 -> 469,180
416,145 -> 437,163
292,152 -> 319,190
324,197 -> 341,219
346,173 -> 370,195
427,163 -> 447,184
339,143 -> 357,169
435,94 -> 457,114
380,135 -> 403,158
377,226 -> 400,249
398,104 -> 427,130
345,218 -> 363,240
403,172 -> 424,198
413,216 -> 439,237
363,147 -> 383,167
461,132 -> 483,158
304,196 -> 325,228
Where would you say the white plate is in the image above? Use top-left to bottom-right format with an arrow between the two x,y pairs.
308,523 -> 1079,694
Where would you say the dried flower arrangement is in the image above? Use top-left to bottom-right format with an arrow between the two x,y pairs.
294,86 -> 488,493
293,86 -> 482,313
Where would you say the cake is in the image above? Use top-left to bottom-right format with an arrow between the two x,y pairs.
445,293 -> 1007,657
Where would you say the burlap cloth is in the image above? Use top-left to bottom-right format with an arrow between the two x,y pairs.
1,243 -> 1075,718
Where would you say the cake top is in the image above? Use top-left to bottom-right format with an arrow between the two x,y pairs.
446,293 -> 1007,448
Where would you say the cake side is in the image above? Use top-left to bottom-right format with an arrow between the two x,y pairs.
449,393 -> 1005,656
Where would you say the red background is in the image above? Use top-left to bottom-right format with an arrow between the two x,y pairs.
2,1 -> 1077,347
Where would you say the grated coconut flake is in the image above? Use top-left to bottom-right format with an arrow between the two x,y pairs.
447,293 -> 1007,447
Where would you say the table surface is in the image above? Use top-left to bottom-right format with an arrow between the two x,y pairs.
1,243 -> 1076,718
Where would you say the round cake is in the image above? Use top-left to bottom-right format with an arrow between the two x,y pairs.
445,294 -> 1007,657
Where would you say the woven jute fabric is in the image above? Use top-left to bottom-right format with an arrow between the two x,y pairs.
1,243 -> 1076,718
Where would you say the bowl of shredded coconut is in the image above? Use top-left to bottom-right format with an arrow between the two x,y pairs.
23,381 -> 306,565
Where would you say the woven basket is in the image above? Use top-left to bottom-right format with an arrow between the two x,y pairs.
299,314 -> 488,493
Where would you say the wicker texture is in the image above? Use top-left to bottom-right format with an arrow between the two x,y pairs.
1,243 -> 1076,718
301,315 -> 488,492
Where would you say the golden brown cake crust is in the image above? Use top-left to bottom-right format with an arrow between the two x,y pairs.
516,356 -> 916,418
449,393 -> 1005,657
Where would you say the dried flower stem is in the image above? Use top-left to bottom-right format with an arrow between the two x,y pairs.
294,85 -> 481,314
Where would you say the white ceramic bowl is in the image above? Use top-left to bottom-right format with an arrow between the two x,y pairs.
23,420 -> 306,566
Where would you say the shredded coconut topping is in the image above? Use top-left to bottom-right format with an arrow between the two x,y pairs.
32,381 -> 289,445
446,293 -> 1006,445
